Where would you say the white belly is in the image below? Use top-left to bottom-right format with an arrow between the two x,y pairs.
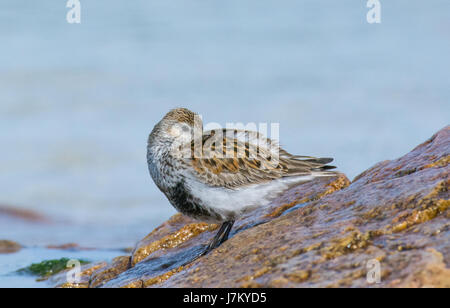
185,175 -> 315,217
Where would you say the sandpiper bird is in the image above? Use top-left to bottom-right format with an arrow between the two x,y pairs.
147,108 -> 337,260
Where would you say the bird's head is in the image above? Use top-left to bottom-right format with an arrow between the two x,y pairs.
149,108 -> 202,148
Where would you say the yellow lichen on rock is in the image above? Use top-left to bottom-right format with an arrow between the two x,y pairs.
321,230 -> 381,260
391,180 -> 449,233
90,256 -> 131,288
132,222 -> 217,266
422,155 -> 450,169
56,262 -> 107,288
396,249 -> 450,288
143,265 -> 190,287
286,270 -> 311,283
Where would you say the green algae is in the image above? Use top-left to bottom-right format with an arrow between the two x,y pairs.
17,258 -> 90,278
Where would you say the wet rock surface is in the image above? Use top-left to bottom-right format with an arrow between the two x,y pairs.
51,262 -> 108,288
0,240 -> 21,254
58,126 -> 449,288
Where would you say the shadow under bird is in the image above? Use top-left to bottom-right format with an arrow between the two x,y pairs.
147,108 -> 337,263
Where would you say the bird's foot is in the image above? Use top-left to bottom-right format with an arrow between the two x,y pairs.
181,220 -> 235,267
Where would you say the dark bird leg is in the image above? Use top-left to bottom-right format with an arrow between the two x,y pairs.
184,220 -> 235,265
202,220 -> 235,255
218,220 -> 234,245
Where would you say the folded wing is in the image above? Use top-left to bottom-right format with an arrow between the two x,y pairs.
186,128 -> 336,188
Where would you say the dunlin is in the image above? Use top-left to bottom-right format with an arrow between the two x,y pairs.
147,108 -> 337,260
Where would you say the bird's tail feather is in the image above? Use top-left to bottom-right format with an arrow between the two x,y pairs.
311,170 -> 340,177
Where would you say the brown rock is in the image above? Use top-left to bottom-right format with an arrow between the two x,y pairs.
395,248 -> 450,288
51,262 -> 108,288
78,126 -> 450,288
46,243 -> 95,251
90,256 -> 131,288
0,206 -> 49,223
131,215 -> 218,267
0,240 -> 21,254
95,173 -> 348,288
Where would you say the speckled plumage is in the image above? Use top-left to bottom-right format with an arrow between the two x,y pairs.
147,108 -> 337,261
147,108 -> 337,223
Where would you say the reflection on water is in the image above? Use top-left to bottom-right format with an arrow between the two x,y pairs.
0,1 -> 449,286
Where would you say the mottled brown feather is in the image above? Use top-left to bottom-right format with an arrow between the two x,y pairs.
187,129 -> 336,188
163,108 -> 196,126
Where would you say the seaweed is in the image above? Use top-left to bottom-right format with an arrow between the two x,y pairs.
17,258 -> 90,278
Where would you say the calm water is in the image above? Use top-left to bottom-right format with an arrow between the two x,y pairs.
0,1 -> 449,287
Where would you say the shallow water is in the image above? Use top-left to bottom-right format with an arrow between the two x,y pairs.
0,1 -> 449,287
0,246 -> 123,288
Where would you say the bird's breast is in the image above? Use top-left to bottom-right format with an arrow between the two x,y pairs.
147,145 -> 183,190
166,181 -> 224,222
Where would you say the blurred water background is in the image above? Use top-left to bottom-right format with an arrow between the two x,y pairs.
0,1 -> 449,286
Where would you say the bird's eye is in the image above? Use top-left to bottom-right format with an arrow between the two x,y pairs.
182,125 -> 190,132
